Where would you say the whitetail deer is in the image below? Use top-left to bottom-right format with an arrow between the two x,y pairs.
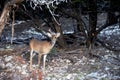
29,30 -> 60,73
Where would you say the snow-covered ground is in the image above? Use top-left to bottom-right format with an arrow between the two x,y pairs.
0,44 -> 119,80
0,20 -> 120,80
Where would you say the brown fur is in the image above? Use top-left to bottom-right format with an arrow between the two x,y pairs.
30,39 -> 51,54
29,32 -> 60,73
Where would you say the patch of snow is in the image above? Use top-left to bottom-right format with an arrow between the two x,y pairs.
21,64 -> 28,75
63,30 -> 74,34
113,76 -> 120,79
87,72 -> 98,77
53,66 -> 68,73
24,27 -> 42,35
21,70 -> 27,75
6,63 -> 13,68
0,61 -> 5,68
105,50 -> 110,53
32,64 -> 38,68
22,65 -> 27,69
16,66 -> 21,71
14,21 -> 25,25
5,56 -> 13,62
89,59 -> 96,65
66,59 -> 71,63
89,59 -> 95,63
113,66 -> 120,70
98,24 -> 120,37
104,67 -> 110,71
66,74 -> 72,79
23,27 -> 47,39
86,72 -> 107,80
8,20 -> 26,26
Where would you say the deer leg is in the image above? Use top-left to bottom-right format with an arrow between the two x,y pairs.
43,54 -> 47,73
30,49 -> 33,70
38,53 -> 42,69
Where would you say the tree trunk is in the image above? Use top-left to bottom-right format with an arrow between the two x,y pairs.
106,0 -> 117,27
86,0 -> 97,49
53,19 -> 67,48
0,0 -> 24,35
119,12 -> 120,28
107,12 -> 117,24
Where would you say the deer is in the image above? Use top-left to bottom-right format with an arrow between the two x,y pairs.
29,29 -> 60,73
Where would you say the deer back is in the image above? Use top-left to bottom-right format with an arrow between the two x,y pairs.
29,39 -> 52,54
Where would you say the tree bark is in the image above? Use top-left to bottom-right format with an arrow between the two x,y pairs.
107,12 -> 117,24
0,0 -> 24,35
57,6 -> 87,39
86,0 -> 97,48
119,13 -> 120,29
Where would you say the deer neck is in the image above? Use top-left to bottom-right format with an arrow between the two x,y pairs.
50,40 -> 57,48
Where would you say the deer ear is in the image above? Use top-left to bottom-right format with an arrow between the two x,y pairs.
56,33 -> 60,37
47,33 -> 52,37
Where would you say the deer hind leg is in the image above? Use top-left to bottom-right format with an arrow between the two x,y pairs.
38,53 -> 42,69
30,49 -> 33,70
43,54 -> 47,73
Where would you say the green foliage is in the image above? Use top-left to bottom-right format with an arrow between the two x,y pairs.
74,77 -> 80,80
4,45 -> 11,49
50,48 -> 58,54
101,78 -> 107,80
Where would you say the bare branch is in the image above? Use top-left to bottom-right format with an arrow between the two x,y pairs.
46,3 -> 61,26
11,10 -> 15,44
0,0 -> 24,36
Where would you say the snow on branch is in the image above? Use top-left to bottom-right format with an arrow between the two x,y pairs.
46,3 -> 60,25
27,0 -> 68,9
27,0 -> 68,25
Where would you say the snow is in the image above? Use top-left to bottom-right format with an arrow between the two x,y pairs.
8,20 -> 26,26
0,20 -> 120,79
104,67 -> 110,71
24,27 -> 42,36
14,21 -> 25,25
22,27 -> 47,39
6,63 -> 13,68
99,24 -> 120,37
5,56 -> 13,62
98,24 -> 120,50
16,66 -> 21,71
28,0 -> 68,9
86,72 -> 108,80
63,30 -> 74,34
0,47 -> 120,80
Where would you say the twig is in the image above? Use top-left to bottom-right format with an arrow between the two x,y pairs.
65,49 -> 85,54
11,10 -> 15,44
46,3 -> 60,26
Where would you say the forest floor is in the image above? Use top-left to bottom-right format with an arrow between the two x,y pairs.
0,43 -> 120,80
0,21 -> 120,80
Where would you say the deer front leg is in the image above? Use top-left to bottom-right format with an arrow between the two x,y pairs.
30,50 -> 33,70
43,54 -> 47,73
38,53 -> 42,69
